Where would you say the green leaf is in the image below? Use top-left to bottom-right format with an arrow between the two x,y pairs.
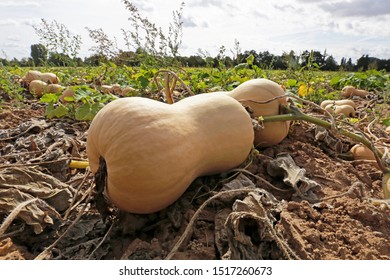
382,118 -> 390,126
45,103 -> 69,119
329,76 -> 341,86
75,103 -> 95,121
137,76 -> 149,89
233,63 -> 249,71
286,79 -> 298,88
246,54 -> 254,66
40,93 -> 58,103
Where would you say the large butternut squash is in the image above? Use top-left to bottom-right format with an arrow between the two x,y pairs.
86,93 -> 254,214
226,79 -> 290,147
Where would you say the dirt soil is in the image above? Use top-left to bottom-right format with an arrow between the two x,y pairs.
0,95 -> 389,260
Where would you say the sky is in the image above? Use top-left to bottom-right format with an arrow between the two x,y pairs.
0,0 -> 389,63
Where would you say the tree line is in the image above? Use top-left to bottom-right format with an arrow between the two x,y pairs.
1,44 -> 389,72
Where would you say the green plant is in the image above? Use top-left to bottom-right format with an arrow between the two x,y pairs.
40,85 -> 116,120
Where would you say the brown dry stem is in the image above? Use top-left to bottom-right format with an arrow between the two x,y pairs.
0,198 -> 38,237
153,69 -> 194,104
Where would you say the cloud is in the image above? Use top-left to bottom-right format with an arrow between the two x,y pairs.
319,0 -> 390,17
0,1 -> 40,7
1,42 -> 23,48
182,16 -> 197,28
188,0 -> 223,8
182,15 -> 209,29
21,18 -> 41,26
188,0 -> 237,11
130,0 -> 154,12
0,19 -> 18,26
273,3 -> 297,12
6,36 -> 21,42
252,10 -> 270,20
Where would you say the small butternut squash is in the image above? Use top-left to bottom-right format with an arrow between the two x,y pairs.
86,93 -> 254,214
320,99 -> 356,109
29,80 -> 62,97
225,78 -> 290,147
324,104 -> 355,117
23,70 -> 60,84
342,86 -> 369,98
350,144 -> 384,169
59,87 -> 75,103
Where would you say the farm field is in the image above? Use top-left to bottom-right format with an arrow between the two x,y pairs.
0,65 -> 389,260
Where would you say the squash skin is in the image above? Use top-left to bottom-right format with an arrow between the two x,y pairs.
226,79 -> 290,147
320,99 -> 356,109
324,104 -> 355,117
86,93 -> 254,214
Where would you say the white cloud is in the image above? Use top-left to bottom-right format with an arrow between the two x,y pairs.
182,15 -> 197,28
0,1 -> 40,7
319,0 -> 390,17
6,36 -> 21,42
0,19 -> 18,26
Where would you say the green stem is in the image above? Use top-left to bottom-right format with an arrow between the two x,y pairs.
262,106 -> 390,199
262,106 -> 383,158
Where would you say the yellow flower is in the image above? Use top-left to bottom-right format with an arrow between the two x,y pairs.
298,84 -> 314,97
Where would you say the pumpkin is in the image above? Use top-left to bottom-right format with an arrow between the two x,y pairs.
320,99 -> 356,109
225,78 -> 290,147
324,104 -> 356,117
86,93 -> 254,214
342,86 -> 369,98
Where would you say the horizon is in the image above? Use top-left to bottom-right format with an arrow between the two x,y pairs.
0,0 -> 389,63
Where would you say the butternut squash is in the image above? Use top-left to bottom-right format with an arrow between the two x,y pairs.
59,87 -> 75,103
342,86 -> 369,98
350,144 -> 384,169
86,93 -> 254,214
225,78 -> 290,147
29,80 -> 62,97
324,104 -> 355,117
320,99 -> 356,109
23,70 -> 60,84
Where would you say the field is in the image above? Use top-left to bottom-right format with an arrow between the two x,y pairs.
0,65 -> 389,260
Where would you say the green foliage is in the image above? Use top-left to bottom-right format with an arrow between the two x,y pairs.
1,65 -> 388,124
40,85 -> 117,121
0,67 -> 25,102
30,44 -> 48,66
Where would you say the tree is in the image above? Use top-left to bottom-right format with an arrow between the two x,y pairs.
357,55 -> 370,71
48,52 -> 73,67
322,55 -> 338,71
30,43 -> 48,66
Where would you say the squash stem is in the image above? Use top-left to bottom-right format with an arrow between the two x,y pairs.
69,160 -> 89,169
262,106 -> 389,199
262,106 -> 382,157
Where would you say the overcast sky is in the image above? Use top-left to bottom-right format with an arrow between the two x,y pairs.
0,0 -> 389,63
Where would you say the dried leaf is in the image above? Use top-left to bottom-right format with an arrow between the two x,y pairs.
0,167 -> 73,234
0,167 -> 73,211
223,191 -> 292,260
267,153 -> 321,202
0,188 -> 59,234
